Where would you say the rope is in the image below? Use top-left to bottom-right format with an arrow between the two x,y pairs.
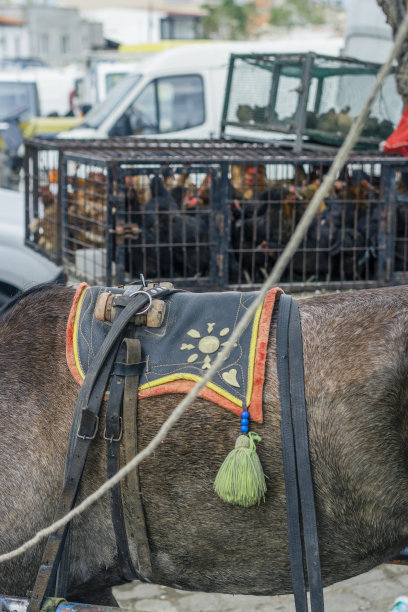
1,12 -> 408,565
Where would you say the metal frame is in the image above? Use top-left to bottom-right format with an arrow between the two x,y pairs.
220,52 -> 396,150
24,138 -> 408,292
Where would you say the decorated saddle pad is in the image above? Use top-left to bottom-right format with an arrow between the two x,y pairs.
66,284 -> 282,423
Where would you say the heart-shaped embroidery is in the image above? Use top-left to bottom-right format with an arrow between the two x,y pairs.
222,368 -> 240,388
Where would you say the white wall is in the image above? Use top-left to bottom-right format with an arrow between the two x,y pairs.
344,0 -> 393,63
81,7 -> 166,46
0,25 -> 29,59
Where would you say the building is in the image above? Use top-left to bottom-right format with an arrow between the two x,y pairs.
0,5 -> 104,65
78,2 -> 205,46
343,0 -> 393,63
0,15 -> 29,59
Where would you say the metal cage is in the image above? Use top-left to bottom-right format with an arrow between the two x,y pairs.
24,137 -> 408,292
221,52 -> 401,151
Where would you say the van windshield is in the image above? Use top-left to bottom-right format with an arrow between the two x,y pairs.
81,73 -> 141,129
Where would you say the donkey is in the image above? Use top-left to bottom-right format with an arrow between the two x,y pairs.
1,282 -> 408,606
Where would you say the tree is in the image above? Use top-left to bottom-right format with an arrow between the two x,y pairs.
201,0 -> 256,40
270,0 -> 326,28
377,0 -> 408,104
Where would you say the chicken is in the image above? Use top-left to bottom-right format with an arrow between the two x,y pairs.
337,105 -> 353,134
361,114 -> 379,137
231,164 -> 268,201
316,108 -> 337,132
128,175 -> 211,280
236,104 -> 253,122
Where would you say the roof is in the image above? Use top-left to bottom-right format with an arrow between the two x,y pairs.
0,15 -> 25,26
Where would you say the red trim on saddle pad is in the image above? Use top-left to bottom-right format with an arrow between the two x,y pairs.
66,282 -> 89,385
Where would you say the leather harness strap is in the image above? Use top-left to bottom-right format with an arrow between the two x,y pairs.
276,294 -> 324,612
29,341 -> 120,611
105,337 -> 152,583
105,340 -> 139,583
28,286 -> 174,612
121,338 -> 153,581
276,295 -> 307,612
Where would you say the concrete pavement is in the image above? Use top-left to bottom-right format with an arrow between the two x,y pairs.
114,563 -> 408,611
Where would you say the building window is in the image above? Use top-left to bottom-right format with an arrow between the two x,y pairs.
61,35 -> 69,54
14,37 -> 20,58
39,34 -> 48,55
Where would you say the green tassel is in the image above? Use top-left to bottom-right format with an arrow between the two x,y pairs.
213,432 -> 267,507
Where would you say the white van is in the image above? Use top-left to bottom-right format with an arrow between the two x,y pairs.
60,32 -> 343,141
78,59 -> 142,111
0,66 -> 82,118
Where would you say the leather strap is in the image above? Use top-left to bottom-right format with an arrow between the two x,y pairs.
29,342 -> 120,612
121,338 -> 153,581
28,286 -> 174,612
276,294 -> 324,612
277,295 -> 308,612
288,299 -> 324,612
105,340 -> 138,582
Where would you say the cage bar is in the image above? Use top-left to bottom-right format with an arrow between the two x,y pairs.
24,138 -> 408,292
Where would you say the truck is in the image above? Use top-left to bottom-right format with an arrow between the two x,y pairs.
59,32 -> 343,141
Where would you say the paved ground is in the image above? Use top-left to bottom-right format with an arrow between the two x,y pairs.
114,563 -> 408,611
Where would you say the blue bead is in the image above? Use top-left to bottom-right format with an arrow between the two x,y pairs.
240,424 -> 249,433
241,410 -> 250,419
241,418 -> 249,426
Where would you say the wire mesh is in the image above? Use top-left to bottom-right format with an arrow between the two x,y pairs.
24,138 -> 408,291
226,160 -> 386,287
222,53 -> 402,149
393,168 -> 408,282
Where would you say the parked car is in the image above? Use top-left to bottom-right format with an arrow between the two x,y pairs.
59,34 -> 343,141
0,187 -> 64,304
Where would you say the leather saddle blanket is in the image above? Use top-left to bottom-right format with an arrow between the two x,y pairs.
66,284 -> 282,423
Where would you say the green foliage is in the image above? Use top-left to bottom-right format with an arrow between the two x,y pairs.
270,6 -> 295,27
201,0 -> 256,40
270,0 -> 326,28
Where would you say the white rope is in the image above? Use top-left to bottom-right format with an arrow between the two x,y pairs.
1,12 -> 408,565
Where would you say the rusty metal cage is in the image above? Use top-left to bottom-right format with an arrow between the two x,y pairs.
24,137 -> 180,264
24,138 -> 408,291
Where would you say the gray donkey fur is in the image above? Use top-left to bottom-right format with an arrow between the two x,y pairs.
1,283 -> 408,604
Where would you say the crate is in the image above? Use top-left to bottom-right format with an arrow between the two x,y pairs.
24,137 -> 186,264
221,52 -> 401,151
24,137 -> 408,291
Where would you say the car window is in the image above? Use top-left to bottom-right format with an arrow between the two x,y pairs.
0,82 -> 39,121
128,80 -> 158,134
158,75 -> 205,132
105,72 -> 129,94
110,74 -> 205,137
81,73 -> 141,129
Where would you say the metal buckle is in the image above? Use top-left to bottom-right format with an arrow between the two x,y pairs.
104,416 -> 123,443
77,415 -> 99,440
134,290 -> 153,315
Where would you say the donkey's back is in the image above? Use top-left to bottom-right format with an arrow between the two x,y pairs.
1,284 -> 408,602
